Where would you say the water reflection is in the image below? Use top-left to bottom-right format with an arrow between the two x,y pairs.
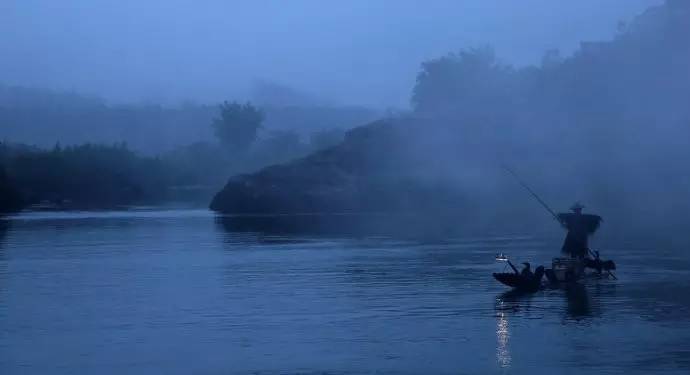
493,282 -> 604,368
0,219 -> 8,252
564,283 -> 592,319
494,290 -> 536,370
215,213 -> 463,240
496,289 -> 535,313
497,282 -> 600,321
0,220 -> 9,303
495,307 -> 512,368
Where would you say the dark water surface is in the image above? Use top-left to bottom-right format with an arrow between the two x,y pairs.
1,210 -> 688,374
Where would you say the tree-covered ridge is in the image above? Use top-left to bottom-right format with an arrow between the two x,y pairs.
412,1 -> 690,121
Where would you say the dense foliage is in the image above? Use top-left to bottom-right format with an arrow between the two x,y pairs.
0,165 -> 23,213
0,142 -> 173,208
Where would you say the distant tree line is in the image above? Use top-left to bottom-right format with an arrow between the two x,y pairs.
0,99 -> 349,211
0,142 -> 170,209
0,84 -> 378,155
0,80 -> 365,211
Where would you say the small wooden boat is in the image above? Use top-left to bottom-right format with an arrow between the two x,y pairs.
545,256 -> 617,284
493,260 -> 545,292
583,257 -> 616,272
545,257 -> 583,284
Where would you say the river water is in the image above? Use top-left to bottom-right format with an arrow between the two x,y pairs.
0,209 -> 688,374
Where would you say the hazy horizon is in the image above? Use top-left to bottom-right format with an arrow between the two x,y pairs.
1,0 -> 661,108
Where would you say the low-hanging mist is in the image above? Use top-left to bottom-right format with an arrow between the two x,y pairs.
212,1 -> 690,247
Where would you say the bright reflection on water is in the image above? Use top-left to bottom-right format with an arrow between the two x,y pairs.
495,310 -> 511,369
0,210 -> 689,374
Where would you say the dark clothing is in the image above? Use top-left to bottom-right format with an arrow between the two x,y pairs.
557,212 -> 602,258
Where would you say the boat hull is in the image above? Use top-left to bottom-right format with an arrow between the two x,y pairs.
493,266 -> 544,292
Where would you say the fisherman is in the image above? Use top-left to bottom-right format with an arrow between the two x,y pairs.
557,202 -> 602,259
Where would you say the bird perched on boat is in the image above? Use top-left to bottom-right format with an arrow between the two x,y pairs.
520,262 -> 533,278
557,202 -> 602,259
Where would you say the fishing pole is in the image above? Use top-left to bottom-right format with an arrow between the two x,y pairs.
502,165 -> 559,221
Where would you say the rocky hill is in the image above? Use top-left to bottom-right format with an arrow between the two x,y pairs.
211,119 -> 468,215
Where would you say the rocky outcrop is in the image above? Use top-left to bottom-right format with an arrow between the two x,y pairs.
210,119 -> 465,215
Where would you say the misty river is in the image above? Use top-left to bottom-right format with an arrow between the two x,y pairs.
1,209 -> 689,374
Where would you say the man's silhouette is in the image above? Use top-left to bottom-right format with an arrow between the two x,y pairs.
557,202 -> 602,259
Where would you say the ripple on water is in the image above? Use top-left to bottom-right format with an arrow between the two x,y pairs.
1,211 -> 689,374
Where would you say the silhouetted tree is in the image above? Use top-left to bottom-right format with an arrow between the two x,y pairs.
212,101 -> 264,154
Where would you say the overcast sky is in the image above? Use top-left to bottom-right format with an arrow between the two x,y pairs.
0,0 -> 662,108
